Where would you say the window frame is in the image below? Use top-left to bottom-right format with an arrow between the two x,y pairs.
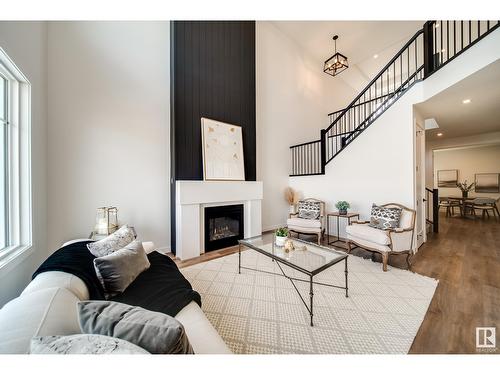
0,47 -> 32,270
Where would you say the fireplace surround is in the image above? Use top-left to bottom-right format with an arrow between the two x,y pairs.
175,180 -> 262,260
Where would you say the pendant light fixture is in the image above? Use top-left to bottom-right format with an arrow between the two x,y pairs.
323,35 -> 349,77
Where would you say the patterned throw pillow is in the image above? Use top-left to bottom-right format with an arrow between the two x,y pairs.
298,201 -> 321,220
87,225 -> 135,257
369,204 -> 402,230
30,334 -> 149,354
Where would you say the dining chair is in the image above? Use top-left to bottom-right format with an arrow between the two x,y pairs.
467,197 -> 500,220
439,197 -> 462,217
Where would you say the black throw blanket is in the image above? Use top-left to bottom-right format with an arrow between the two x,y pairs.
33,241 -> 201,317
33,241 -> 105,299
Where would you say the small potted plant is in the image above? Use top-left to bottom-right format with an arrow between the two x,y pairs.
335,201 -> 350,215
457,180 -> 475,198
275,227 -> 289,247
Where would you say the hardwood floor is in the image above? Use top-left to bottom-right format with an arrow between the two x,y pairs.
409,212 -> 500,354
172,213 -> 500,354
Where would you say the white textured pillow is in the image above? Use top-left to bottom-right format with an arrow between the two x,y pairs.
87,225 -> 135,257
93,241 -> 150,297
30,334 -> 149,354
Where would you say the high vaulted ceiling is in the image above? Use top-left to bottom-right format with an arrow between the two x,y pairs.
272,21 -> 424,93
416,60 -> 500,140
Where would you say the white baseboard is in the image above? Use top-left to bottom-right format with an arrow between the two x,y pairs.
262,224 -> 286,233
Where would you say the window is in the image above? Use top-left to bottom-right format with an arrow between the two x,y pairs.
0,74 -> 7,249
0,47 -> 32,267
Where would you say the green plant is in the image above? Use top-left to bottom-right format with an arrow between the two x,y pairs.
275,227 -> 289,237
456,180 -> 475,192
335,201 -> 350,211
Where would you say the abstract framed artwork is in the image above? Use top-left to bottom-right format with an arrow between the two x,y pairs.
475,173 -> 500,193
201,117 -> 245,181
437,169 -> 458,187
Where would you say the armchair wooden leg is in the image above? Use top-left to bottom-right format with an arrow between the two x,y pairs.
346,241 -> 352,254
406,252 -> 412,270
317,233 -> 321,245
382,253 -> 388,272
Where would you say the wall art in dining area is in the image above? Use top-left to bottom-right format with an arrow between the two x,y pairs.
437,169 -> 458,187
475,173 -> 500,193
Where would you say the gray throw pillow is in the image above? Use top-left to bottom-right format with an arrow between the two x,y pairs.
87,225 -> 136,257
93,241 -> 150,297
369,204 -> 402,230
30,334 -> 149,354
297,201 -> 321,220
78,300 -> 193,354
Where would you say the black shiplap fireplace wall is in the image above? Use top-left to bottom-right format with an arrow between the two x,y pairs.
170,21 -> 256,253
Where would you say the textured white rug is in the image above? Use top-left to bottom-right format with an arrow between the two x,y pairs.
181,249 -> 438,354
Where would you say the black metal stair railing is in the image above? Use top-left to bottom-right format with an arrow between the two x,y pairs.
324,29 -> 424,164
289,139 -> 323,176
289,20 -> 499,177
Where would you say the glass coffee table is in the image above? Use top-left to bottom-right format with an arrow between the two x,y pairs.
238,233 -> 348,326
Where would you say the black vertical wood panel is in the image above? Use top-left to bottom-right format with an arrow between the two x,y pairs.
172,21 -> 256,180
170,21 -> 256,253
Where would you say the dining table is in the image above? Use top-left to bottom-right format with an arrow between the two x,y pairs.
445,196 -> 476,218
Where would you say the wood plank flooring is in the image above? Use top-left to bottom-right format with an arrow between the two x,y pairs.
172,212 -> 500,354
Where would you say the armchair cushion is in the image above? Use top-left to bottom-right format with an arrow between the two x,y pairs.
346,223 -> 391,245
346,234 -> 391,253
287,217 -> 322,229
297,201 -> 321,220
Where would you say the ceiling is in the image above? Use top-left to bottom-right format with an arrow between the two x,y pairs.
416,60 -> 500,141
272,21 -> 423,92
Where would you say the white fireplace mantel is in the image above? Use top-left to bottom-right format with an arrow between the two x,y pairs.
175,180 -> 263,260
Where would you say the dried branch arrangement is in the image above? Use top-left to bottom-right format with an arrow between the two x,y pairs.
284,187 -> 300,205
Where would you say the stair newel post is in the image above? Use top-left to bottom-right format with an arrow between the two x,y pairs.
320,129 -> 326,175
423,21 -> 436,78
432,188 -> 439,233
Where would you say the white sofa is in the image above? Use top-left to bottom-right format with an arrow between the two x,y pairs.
0,240 -> 231,354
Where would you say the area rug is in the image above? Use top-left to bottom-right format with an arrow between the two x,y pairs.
180,249 -> 438,354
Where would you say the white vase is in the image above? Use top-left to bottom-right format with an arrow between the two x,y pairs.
275,235 -> 287,247
289,205 -> 296,214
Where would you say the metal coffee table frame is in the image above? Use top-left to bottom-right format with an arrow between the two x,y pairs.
238,236 -> 348,327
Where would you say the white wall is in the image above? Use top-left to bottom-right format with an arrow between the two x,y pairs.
47,22 -> 170,252
288,27 -> 500,239
256,22 -> 354,231
433,144 -> 500,200
426,131 -> 500,188
0,22 -> 48,306
289,87 -> 422,238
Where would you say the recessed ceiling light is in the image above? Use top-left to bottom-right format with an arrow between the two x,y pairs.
462,99 -> 471,104
373,54 -> 379,59
437,133 -> 443,137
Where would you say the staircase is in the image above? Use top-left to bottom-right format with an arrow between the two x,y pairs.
290,20 -> 500,177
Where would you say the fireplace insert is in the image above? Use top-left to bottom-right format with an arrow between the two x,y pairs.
204,204 -> 244,252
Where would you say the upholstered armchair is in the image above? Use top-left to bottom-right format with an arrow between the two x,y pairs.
345,203 -> 416,272
287,198 -> 326,245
